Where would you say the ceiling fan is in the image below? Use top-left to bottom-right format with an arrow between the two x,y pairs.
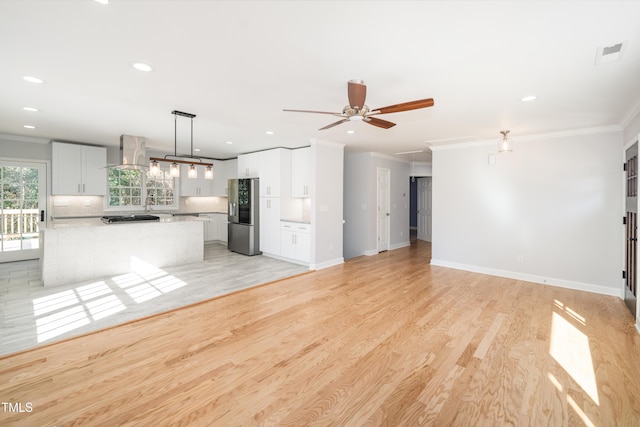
283,79 -> 434,130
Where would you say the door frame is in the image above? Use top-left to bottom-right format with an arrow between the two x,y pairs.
0,158 -> 49,263
624,138 -> 640,321
377,167 -> 390,252
416,177 -> 432,242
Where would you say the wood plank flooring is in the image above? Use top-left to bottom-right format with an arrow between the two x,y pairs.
0,243 -> 309,356
2,241 -> 640,426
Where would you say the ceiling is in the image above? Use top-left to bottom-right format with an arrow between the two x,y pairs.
1,1 -> 639,163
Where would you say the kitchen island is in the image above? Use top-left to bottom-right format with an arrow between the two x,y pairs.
40,216 -> 204,287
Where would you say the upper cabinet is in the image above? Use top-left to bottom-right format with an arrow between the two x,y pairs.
212,159 -> 237,197
52,142 -> 107,195
237,152 -> 260,178
179,164 -> 213,197
291,147 -> 311,198
237,148 -> 291,198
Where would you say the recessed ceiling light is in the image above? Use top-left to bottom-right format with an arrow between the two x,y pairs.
346,130 -> 356,134
23,76 -> 44,84
23,107 -> 39,112
265,131 -> 274,135
193,148 -> 201,152
94,0 -> 109,4
23,125 -> 36,129
226,141 -> 233,145
521,95 -> 537,102
130,62 -> 153,72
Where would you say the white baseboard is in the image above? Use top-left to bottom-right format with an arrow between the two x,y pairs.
311,257 -> 344,270
430,259 -> 622,297
390,241 -> 411,251
363,241 -> 411,256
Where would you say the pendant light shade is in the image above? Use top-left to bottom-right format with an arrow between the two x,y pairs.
498,130 -> 513,153
149,159 -> 160,176
148,110 -> 213,179
170,162 -> 180,177
188,164 -> 198,179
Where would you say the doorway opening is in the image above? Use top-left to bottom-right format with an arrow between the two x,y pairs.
0,160 -> 47,263
409,177 -> 432,243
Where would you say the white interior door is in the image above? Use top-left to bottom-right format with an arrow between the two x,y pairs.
377,167 -> 390,252
417,177 -> 432,242
0,161 -> 47,262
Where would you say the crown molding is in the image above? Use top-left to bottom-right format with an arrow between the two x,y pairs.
429,125 -> 623,151
0,133 -> 50,144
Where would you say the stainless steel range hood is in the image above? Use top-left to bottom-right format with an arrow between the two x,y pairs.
109,134 -> 148,170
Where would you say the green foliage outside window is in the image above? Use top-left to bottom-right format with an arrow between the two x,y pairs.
107,169 -> 175,208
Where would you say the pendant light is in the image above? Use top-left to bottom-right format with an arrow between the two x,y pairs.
149,110 -> 213,179
498,130 -> 513,153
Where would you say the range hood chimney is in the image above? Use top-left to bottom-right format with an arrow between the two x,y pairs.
111,134 -> 147,170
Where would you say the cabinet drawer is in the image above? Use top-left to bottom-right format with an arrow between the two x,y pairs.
281,222 -> 311,233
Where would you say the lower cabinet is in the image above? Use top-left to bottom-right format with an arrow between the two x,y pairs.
200,213 -> 228,243
281,221 -> 311,264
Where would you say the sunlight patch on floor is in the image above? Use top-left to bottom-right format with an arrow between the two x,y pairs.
549,310 -> 599,405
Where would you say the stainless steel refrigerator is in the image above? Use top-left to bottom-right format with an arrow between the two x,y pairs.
228,178 -> 261,255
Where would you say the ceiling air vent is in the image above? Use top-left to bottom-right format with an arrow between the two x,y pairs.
595,41 -> 626,64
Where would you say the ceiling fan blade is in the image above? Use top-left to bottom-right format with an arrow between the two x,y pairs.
364,117 -> 396,129
319,119 -> 349,130
371,98 -> 434,115
348,80 -> 367,109
283,109 -> 342,115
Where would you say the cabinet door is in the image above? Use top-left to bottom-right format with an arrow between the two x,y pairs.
216,214 -> 228,242
52,142 -> 82,195
294,230 -> 311,262
259,198 -> 280,255
292,147 -> 311,197
180,165 -> 213,196
259,149 -> 280,197
238,153 -> 260,178
180,165 -> 199,196
81,145 -> 107,195
281,230 -> 296,259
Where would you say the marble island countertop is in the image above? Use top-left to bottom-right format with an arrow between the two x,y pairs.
50,214 -> 216,228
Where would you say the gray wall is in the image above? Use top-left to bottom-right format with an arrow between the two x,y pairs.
431,129 -> 623,296
0,135 -> 50,161
343,152 -> 410,259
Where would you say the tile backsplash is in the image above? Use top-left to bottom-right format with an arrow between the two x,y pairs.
51,196 -> 228,219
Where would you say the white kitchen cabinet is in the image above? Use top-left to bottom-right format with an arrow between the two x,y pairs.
180,164 -> 214,196
215,213 -> 228,242
200,214 -> 218,241
281,221 -> 311,264
238,149 -> 291,198
259,148 -> 291,197
259,197 -> 281,255
52,142 -> 107,195
212,159 -> 237,197
291,147 -> 311,197
237,152 -> 260,178
200,213 -> 227,242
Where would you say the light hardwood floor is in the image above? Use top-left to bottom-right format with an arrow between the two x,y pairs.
2,240 -> 640,426
0,243 -> 309,356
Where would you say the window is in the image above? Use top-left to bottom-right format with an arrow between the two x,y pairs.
107,169 -> 176,210
146,170 -> 175,207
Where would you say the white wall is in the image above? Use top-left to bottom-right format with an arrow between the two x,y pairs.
431,129 -> 623,296
343,152 -> 410,259
310,139 -> 344,269
0,134 -> 50,160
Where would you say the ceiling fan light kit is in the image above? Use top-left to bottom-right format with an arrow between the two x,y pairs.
284,80 -> 434,131
149,110 -> 214,179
